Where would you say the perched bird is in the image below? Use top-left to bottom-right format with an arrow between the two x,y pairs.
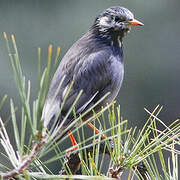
42,6 -> 143,138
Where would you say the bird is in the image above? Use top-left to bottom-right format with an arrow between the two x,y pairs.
42,6 -> 143,143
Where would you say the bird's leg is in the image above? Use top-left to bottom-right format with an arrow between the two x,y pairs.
66,130 -> 79,153
66,122 -> 106,153
87,122 -> 107,139
65,123 -> 106,173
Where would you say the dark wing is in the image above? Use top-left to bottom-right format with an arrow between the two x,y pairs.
42,48 -> 113,129
62,50 -> 112,115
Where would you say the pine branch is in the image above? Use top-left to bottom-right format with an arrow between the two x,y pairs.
0,137 -> 46,179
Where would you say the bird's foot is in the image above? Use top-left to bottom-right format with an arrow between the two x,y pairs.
87,122 -> 107,139
66,130 -> 79,154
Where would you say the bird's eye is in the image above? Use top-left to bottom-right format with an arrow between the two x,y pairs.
115,16 -> 120,22
115,16 -> 125,22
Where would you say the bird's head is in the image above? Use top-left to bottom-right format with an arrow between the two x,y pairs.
94,6 -> 143,42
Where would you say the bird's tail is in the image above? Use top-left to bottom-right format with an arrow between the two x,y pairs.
41,99 -> 61,136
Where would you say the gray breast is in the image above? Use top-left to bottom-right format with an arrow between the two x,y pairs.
101,58 -> 124,105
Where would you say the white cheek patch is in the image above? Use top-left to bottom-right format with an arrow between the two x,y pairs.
99,16 -> 111,27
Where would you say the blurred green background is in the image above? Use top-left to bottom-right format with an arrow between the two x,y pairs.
0,0 -> 179,125
0,0 -> 179,176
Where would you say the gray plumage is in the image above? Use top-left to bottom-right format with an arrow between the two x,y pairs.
42,6 -> 143,132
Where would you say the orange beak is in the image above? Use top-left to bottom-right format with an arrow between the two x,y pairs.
129,19 -> 144,26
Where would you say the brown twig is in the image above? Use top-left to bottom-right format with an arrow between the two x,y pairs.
0,138 -> 46,179
0,133 -> 147,179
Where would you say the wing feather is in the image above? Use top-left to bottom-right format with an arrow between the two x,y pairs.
42,45 -> 113,129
